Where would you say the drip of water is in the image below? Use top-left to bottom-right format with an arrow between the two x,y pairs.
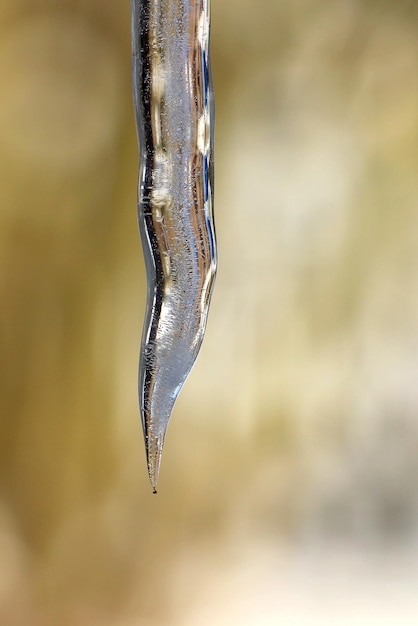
131,0 -> 217,491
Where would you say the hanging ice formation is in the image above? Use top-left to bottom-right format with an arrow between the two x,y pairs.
131,0 -> 217,492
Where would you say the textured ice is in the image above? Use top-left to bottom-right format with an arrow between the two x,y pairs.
132,0 -> 217,490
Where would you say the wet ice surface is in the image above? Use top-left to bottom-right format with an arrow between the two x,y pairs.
132,1 -> 217,489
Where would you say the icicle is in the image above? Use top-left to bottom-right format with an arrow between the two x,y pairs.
131,0 -> 217,491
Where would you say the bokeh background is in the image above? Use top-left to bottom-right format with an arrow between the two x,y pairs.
0,1 -> 417,624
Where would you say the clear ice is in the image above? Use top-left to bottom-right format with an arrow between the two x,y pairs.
131,0 -> 217,490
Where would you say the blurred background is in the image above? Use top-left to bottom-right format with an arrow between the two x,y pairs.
0,0 -> 417,624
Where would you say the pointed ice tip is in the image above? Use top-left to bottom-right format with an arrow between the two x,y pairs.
145,431 -> 165,493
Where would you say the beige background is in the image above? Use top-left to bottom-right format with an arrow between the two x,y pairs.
0,1 -> 417,624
